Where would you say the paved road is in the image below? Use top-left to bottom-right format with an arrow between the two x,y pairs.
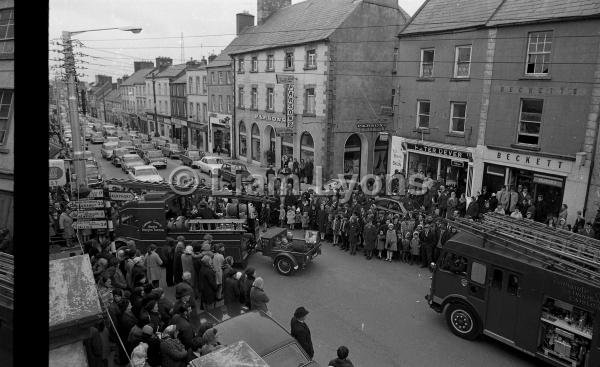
88,139 -> 538,367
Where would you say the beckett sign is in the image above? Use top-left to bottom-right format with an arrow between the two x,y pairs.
485,149 -> 573,175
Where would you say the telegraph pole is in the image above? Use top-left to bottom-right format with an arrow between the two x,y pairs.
62,31 -> 86,188
152,71 -> 159,137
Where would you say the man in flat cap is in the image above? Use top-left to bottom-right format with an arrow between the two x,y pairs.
291,306 -> 314,359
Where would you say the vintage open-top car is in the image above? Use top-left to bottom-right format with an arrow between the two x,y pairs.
256,228 -> 321,275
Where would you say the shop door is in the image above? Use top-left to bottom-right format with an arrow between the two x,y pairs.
485,267 -> 521,341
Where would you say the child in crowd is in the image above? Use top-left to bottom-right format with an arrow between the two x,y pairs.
287,206 -> 296,230
332,215 -> 341,246
402,232 -> 411,263
295,207 -> 302,230
326,213 -> 334,242
279,204 -> 286,227
301,212 -> 310,231
410,231 -> 421,265
385,223 -> 397,262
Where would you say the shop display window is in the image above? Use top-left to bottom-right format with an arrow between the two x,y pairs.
539,296 -> 593,366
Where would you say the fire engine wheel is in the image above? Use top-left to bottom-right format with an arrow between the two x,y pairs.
446,303 -> 480,340
275,257 -> 293,276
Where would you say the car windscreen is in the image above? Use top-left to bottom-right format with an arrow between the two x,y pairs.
135,168 -> 158,176
206,158 -> 223,164
188,151 -> 200,158
147,151 -> 163,158
262,343 -> 309,367
123,155 -> 141,162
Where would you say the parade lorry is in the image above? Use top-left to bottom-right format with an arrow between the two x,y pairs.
256,228 -> 322,275
105,179 -> 277,265
426,213 -> 600,367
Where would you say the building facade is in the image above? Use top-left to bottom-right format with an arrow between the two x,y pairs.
186,61 -> 209,150
393,0 -> 600,224
144,57 -> 175,137
0,0 -> 13,235
119,63 -> 154,134
206,57 -> 234,157
170,74 -> 188,147
230,0 -> 408,179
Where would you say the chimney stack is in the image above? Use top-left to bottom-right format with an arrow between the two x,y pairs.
134,60 -> 154,72
200,56 -> 208,66
208,54 -> 218,63
236,11 -> 255,35
257,0 -> 291,25
155,57 -> 173,72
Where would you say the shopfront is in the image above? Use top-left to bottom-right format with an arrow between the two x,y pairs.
209,113 -> 232,157
251,123 -> 261,163
403,139 -> 473,197
281,133 -> 294,164
373,134 -> 389,175
188,121 -> 206,151
481,148 -> 575,219
238,121 -> 247,158
300,132 -> 314,163
344,134 -> 363,178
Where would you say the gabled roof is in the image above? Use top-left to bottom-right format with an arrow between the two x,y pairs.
172,73 -> 188,84
487,0 -> 600,26
121,68 -> 154,86
401,0 -> 503,35
228,0 -> 363,55
155,63 -> 187,79
105,89 -> 120,102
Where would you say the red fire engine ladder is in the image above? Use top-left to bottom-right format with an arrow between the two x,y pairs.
447,217 -> 600,287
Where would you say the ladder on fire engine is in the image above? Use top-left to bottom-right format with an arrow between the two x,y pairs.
447,216 -> 600,287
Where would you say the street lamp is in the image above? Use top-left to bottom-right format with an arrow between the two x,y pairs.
61,26 -> 142,189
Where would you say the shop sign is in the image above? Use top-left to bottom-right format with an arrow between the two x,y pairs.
73,220 -> 108,229
276,74 -> 295,84
388,136 -> 405,173
141,220 -> 163,232
485,149 -> 572,174
254,114 -> 285,123
496,85 -> 585,96
357,122 -> 386,129
286,84 -> 295,128
49,159 -> 67,187
109,192 -> 135,201
451,160 -> 464,167
405,143 -> 472,160
75,210 -> 106,219
68,200 -> 105,209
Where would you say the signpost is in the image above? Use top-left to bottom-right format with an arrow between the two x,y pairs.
73,220 -> 109,229
109,192 -> 135,201
49,160 -> 67,187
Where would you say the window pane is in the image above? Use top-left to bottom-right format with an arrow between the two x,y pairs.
518,134 -> 538,145
418,115 -> 429,128
522,99 -> 543,114
458,47 -> 470,62
452,103 -> 466,118
519,122 -> 540,134
453,118 -> 465,132
419,101 -> 430,114
471,262 -> 486,284
423,50 -> 434,63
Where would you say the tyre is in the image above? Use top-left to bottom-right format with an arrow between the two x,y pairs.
275,256 -> 294,276
445,303 -> 481,340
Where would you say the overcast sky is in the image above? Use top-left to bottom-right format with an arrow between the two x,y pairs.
49,0 -> 425,83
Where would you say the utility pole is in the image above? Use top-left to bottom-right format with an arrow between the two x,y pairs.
62,31 -> 86,188
152,71 -> 159,137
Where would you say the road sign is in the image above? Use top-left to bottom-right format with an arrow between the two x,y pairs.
88,189 -> 104,198
109,192 -> 135,201
75,210 -> 106,219
49,160 -> 67,187
73,220 -> 108,229
68,200 -> 105,209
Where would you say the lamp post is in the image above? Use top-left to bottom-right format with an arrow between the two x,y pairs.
61,26 -> 142,188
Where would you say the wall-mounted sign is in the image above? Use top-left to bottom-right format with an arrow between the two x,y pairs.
357,123 -> 386,129
68,200 -> 105,209
73,220 -> 109,229
276,74 -> 295,84
451,160 -> 465,167
484,148 -> 573,175
49,160 -> 67,187
406,142 -> 472,160
254,114 -> 285,123
286,84 -> 295,128
388,136 -> 405,174
141,220 -> 163,232
495,85 -> 585,96
75,210 -> 106,219
109,192 -> 135,201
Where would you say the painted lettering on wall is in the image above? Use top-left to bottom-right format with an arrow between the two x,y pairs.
489,150 -> 572,173
496,85 -> 585,96
286,84 -> 295,128
254,114 -> 285,123
405,143 -> 472,160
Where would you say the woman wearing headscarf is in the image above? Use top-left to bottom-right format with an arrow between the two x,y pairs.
172,240 -> 185,284
199,255 -> 218,310
180,245 -> 196,290
129,342 -> 150,367
159,325 -> 188,367
250,277 -> 270,314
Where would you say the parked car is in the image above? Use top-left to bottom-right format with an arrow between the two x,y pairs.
142,149 -> 167,169
105,136 -> 120,144
128,165 -> 164,183
121,153 -> 145,173
189,311 -> 318,367
161,143 -> 184,159
85,162 -> 103,187
90,132 -> 105,144
197,155 -> 224,175
102,124 -> 117,137
100,142 -> 119,159
152,137 -> 170,149
111,147 -> 137,167
84,130 -> 92,140
219,161 -> 253,184
179,150 -> 203,168
136,143 -> 155,155
117,140 -> 134,149
83,150 -> 96,162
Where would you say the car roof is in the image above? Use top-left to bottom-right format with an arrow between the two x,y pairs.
213,311 -> 298,356
123,154 -> 141,158
203,155 -> 222,160
132,165 -> 157,171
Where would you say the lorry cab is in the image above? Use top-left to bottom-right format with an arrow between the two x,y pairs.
428,215 -> 600,367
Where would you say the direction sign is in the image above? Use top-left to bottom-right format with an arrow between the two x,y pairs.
75,210 -> 106,219
109,192 -> 135,201
68,200 -> 105,209
73,220 -> 108,229
88,189 -> 104,198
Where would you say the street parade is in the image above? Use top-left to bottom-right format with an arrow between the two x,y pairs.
40,0 -> 600,366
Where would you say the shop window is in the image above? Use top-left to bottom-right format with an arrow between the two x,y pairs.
416,100 -> 430,129
539,296 -> 593,365
344,134 -> 362,178
285,51 -> 294,70
450,102 -> 466,134
526,31 -> 552,75
251,56 -> 258,72
470,262 -> 487,285
454,46 -> 471,78
238,87 -> 244,108
300,132 -> 314,163
266,87 -> 274,111
251,88 -> 258,110
420,49 -> 434,78
373,135 -> 388,175
439,252 -> 468,275
266,54 -> 274,71
281,134 -> 294,162
517,99 -> 543,146
304,88 -> 316,115
251,123 -> 260,161
239,121 -> 247,157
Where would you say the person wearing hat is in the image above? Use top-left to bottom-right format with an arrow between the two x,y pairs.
159,325 -> 188,367
223,268 -> 242,316
239,267 -> 256,309
129,341 -> 149,367
181,245 -> 197,290
199,255 -> 218,310
144,244 -> 163,288
174,271 -> 196,311
170,304 -> 195,351
200,327 -> 223,356
139,324 -> 162,367
212,243 -> 226,301
291,306 -> 314,359
250,277 -> 270,314
419,223 -> 436,268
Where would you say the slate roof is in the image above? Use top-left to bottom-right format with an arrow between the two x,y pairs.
121,68 -> 154,86
228,0 -> 363,55
487,0 -> 600,26
172,73 -> 188,84
155,63 -> 187,79
401,0 -> 504,35
105,88 -> 120,102
402,0 -> 600,35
